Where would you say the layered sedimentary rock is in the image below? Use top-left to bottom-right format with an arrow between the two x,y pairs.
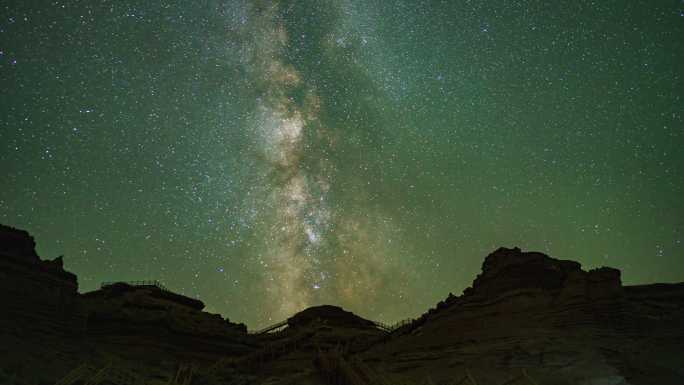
0,224 -> 252,384
81,282 -> 252,363
0,224 -> 81,336
2,225 -> 683,385
203,305 -> 386,384
0,225 -> 85,383
287,305 -> 378,330
362,247 -> 684,385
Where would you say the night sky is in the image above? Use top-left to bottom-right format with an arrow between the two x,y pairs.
1,0 -> 683,328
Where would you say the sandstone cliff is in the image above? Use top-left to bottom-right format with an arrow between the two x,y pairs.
1,226 -> 683,385
0,224 -> 253,385
359,247 -> 684,385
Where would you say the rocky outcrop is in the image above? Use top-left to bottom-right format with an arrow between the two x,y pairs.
2,225 -> 683,385
87,281 -> 206,310
429,247 -> 626,326
80,282 -> 252,363
201,306 -> 387,384
0,224 -> 39,259
0,224 -> 82,336
362,247 -> 684,385
0,225 -> 84,384
287,305 -> 377,330
0,224 -> 253,385
465,247 -> 621,300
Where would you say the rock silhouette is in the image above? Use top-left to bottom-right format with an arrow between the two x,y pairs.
1,224 -> 683,385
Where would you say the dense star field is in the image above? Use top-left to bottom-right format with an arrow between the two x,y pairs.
1,1 -> 683,328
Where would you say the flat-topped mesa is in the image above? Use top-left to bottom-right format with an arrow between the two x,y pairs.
81,281 -> 249,340
84,281 -> 205,311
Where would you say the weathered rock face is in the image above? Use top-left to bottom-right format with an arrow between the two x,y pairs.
0,225 -> 84,383
363,247 -> 684,385
2,226 -> 683,385
283,305 -> 384,356
0,224 -> 39,259
412,247 -> 624,327
0,224 -> 253,385
465,247 -> 621,299
81,282 -> 252,363
287,305 -> 377,330
0,224 -> 81,336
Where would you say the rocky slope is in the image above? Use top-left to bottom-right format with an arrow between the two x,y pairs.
0,224 -> 253,385
359,247 -> 684,385
1,225 -> 683,385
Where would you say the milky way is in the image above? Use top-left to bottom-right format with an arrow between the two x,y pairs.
233,1 -> 412,321
1,0 -> 683,328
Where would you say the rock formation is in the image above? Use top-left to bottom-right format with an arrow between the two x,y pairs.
286,305 -> 378,330
0,225 -> 80,335
81,281 -> 252,366
0,224 -> 252,385
362,247 -> 684,385
0,225 -> 84,382
1,225 -> 683,385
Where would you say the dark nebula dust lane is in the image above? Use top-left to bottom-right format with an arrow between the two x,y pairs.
1,0 -> 683,327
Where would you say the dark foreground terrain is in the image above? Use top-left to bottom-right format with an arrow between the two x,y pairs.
1,223 -> 683,385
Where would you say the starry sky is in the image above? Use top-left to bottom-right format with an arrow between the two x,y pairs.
1,0 -> 683,328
